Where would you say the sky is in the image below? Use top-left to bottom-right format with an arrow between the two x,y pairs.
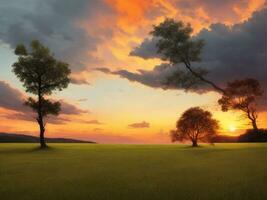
1,0 -> 267,143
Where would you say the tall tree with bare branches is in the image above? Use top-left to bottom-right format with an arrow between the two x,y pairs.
218,78 -> 263,132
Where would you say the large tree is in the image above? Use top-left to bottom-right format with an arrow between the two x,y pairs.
151,18 -> 225,93
12,40 -> 71,148
218,78 -> 263,132
152,19 -> 264,132
171,107 -> 219,147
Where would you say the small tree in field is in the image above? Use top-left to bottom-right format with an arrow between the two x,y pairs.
12,40 -> 71,148
218,78 -> 263,132
171,107 -> 219,147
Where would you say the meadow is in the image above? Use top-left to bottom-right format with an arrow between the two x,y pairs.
0,143 -> 267,200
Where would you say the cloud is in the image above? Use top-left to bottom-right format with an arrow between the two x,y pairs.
130,37 -> 159,59
0,81 -> 89,123
96,67 -> 112,74
1,0 -> 263,68
128,121 -> 150,128
59,100 -> 89,115
197,7 -> 267,87
70,77 -> 90,85
85,120 -> 104,125
119,7 -> 263,95
0,0 -> 113,74
172,0 -> 264,23
0,81 -> 29,112
0,0 -> 263,81
0,112 -> 71,125
96,64 -> 207,93
105,0 -> 263,33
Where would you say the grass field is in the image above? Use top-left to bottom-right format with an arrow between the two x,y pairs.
0,143 -> 267,200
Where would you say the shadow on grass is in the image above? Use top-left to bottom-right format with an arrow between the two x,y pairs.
0,144 -> 57,154
29,145 -> 55,152
180,145 -> 208,150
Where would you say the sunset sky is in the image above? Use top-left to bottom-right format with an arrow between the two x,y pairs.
1,0 -> 267,143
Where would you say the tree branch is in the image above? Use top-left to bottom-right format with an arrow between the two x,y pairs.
183,59 -> 225,94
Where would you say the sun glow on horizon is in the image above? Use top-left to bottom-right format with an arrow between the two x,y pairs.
229,125 -> 237,133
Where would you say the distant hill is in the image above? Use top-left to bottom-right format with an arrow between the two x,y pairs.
213,130 -> 267,143
0,133 -> 95,143
238,129 -> 267,142
213,135 -> 238,143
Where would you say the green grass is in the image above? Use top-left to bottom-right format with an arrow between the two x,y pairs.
0,143 -> 267,200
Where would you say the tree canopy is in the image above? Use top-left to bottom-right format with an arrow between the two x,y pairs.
171,107 -> 219,147
152,18 -> 224,93
13,40 -> 70,95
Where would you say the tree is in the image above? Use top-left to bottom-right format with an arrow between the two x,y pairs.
151,18 -> 225,93
171,107 -> 219,147
152,19 -> 264,131
218,78 -> 263,132
12,40 -> 71,148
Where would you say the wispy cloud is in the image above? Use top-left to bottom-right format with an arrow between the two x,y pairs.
128,121 -> 150,129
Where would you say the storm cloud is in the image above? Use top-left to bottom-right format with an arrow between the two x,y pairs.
0,0 -> 113,78
126,7 -> 267,95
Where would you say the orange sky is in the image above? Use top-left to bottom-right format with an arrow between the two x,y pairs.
0,0 -> 266,143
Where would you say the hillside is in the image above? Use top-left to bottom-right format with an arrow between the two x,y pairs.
0,133 -> 95,143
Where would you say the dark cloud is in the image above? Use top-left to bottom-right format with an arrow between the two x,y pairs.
197,8 -> 267,87
96,64 -> 207,93
70,77 -> 90,85
129,37 -> 158,59
130,37 -> 159,59
0,0 -> 113,73
126,7 -> 267,96
0,81 -> 29,112
96,67 -> 112,74
128,121 -> 150,129
0,81 -> 89,123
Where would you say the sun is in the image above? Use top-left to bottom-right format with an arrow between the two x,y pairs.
229,125 -> 236,132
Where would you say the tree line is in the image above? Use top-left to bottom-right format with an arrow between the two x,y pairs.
11,19 -> 264,148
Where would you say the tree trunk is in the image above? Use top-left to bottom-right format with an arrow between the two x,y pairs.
37,82 -> 47,149
38,118 -> 47,148
192,139 -> 198,147
251,119 -> 259,132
